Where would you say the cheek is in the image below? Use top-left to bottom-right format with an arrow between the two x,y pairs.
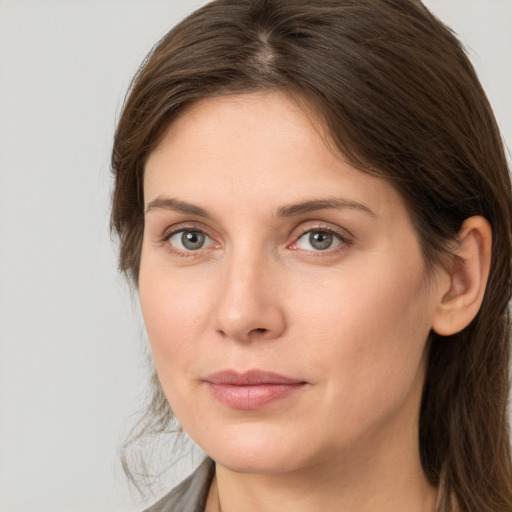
296,250 -> 432,345
293,253 -> 434,414
138,258 -> 214,377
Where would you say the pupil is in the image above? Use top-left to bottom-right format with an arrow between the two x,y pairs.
182,231 -> 205,250
309,231 -> 332,250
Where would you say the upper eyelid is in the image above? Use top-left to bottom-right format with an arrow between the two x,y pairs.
291,228 -> 351,248
157,220 -> 354,247
160,221 -> 215,241
293,222 -> 355,241
160,226 -> 217,257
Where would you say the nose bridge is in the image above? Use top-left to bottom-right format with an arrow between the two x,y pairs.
215,241 -> 285,341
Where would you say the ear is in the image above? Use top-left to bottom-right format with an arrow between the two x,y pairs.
432,216 -> 492,336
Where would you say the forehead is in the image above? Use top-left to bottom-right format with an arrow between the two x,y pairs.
144,92 -> 406,222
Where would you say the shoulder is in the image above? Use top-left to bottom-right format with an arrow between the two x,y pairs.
142,458 -> 215,512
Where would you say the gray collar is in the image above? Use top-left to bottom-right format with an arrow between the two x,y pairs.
143,458 -> 215,512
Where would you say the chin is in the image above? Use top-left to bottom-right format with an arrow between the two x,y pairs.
212,449 -> 306,475
193,423 -> 319,475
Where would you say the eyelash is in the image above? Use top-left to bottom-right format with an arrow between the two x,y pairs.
159,223 -> 353,257
289,224 -> 353,254
160,223 -> 218,258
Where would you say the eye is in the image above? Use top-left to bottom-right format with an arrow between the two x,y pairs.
294,229 -> 344,251
167,229 -> 215,252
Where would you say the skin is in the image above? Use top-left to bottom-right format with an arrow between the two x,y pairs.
139,92 -> 448,512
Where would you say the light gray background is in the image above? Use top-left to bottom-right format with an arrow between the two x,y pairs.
0,1 -> 511,511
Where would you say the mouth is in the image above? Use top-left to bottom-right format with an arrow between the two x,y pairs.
203,370 -> 308,410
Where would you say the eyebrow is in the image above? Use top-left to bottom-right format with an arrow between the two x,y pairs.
145,196 -> 376,218
145,197 -> 212,218
276,198 -> 376,218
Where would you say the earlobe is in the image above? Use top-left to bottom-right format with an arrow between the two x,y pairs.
432,216 -> 492,336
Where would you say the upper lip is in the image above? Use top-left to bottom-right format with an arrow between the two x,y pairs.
204,370 -> 306,386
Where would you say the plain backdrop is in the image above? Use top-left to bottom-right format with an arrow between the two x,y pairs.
0,1 -> 510,511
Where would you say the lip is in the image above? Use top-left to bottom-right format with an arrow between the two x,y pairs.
203,370 -> 308,410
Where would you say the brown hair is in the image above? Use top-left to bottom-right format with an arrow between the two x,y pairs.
111,0 -> 512,509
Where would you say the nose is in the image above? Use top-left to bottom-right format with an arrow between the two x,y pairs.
214,249 -> 286,343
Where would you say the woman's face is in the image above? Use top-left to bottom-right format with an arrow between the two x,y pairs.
140,92 -> 444,474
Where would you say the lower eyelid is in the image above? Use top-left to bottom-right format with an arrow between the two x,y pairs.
157,226 -> 218,256
157,224 -> 351,255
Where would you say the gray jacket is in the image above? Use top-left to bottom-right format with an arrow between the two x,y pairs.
143,458 -> 215,512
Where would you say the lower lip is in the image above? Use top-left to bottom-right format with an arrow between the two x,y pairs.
207,383 -> 306,410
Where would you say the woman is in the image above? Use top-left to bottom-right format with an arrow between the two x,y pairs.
111,0 -> 512,510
